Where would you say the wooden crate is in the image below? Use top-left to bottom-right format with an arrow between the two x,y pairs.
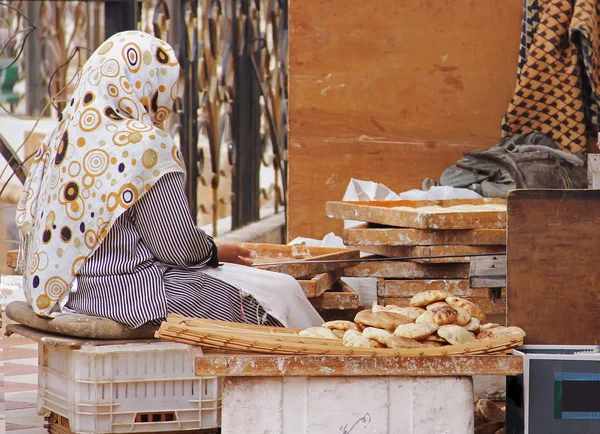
297,270 -> 342,298
309,280 -> 360,310
326,199 -> 506,230
342,224 -> 506,246
377,279 -> 506,299
344,261 -> 470,279
356,244 -> 506,263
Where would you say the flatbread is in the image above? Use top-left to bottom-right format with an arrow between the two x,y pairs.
355,310 -> 413,332
386,335 -> 424,349
298,327 -> 338,339
454,307 -> 471,327
394,322 -> 438,340
410,290 -> 451,307
446,296 -> 487,323
342,329 -> 383,348
322,320 -> 360,332
464,317 -> 480,332
477,326 -> 526,341
362,327 -> 393,345
415,311 -> 436,324
433,307 -> 458,326
426,301 -> 450,311
438,324 -> 478,345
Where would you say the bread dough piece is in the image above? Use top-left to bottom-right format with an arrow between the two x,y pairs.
362,327 -> 393,345
385,306 -> 425,321
480,323 -> 501,331
438,324 -> 478,345
426,301 -> 450,311
298,327 -> 338,339
342,329 -> 383,348
446,296 -> 487,323
394,322 -> 438,340
410,290 -> 451,307
464,317 -> 481,332
455,307 -> 472,326
433,307 -> 459,326
415,311 -> 436,324
386,335 -> 424,349
322,320 -> 360,332
332,329 -> 346,339
355,310 -> 413,332
477,326 -> 526,341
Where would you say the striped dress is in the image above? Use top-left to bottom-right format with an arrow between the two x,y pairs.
65,172 -> 283,329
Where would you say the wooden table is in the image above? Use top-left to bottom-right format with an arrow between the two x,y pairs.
194,352 -> 522,434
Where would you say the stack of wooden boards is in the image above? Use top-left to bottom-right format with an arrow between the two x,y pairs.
232,243 -> 362,311
325,199 -> 507,320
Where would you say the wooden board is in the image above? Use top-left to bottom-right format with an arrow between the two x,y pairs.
231,243 -> 359,278
288,0 -> 524,240
326,199 -> 507,230
309,280 -> 360,310
194,353 -> 523,377
377,279 -> 506,299
380,297 -> 506,316
507,190 -> 600,345
343,224 -> 506,247
298,270 -> 342,298
357,245 -> 506,263
470,256 -> 507,288
344,261 -> 470,279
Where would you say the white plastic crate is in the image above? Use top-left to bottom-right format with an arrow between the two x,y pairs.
38,341 -> 222,433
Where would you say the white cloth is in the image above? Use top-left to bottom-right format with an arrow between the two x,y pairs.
201,263 -> 324,329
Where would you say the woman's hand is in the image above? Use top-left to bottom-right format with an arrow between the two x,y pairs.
216,243 -> 257,266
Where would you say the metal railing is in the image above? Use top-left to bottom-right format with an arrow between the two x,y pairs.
0,0 -> 288,235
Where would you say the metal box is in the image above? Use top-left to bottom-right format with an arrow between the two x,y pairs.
507,345 -> 600,434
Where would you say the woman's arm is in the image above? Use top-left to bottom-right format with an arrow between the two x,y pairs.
132,171 -> 219,268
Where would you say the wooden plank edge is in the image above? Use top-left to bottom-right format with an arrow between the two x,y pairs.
195,354 -> 523,377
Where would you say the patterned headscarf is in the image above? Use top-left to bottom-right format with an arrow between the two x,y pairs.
16,31 -> 184,318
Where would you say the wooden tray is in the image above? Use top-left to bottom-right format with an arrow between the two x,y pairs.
343,224 -> 506,246
156,316 -> 522,357
309,280 -> 360,310
344,261 -> 470,279
355,245 -> 506,263
298,270 -> 342,298
377,279 -> 506,298
231,243 -> 359,278
326,199 -> 506,229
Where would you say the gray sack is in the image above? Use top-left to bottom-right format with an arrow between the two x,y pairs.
433,133 -> 588,197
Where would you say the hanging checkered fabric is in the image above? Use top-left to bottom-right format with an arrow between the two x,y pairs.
502,0 -> 600,154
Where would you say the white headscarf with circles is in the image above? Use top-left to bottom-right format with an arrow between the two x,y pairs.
16,30 -> 184,318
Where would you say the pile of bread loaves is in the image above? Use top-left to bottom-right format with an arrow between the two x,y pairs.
299,289 -> 526,349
